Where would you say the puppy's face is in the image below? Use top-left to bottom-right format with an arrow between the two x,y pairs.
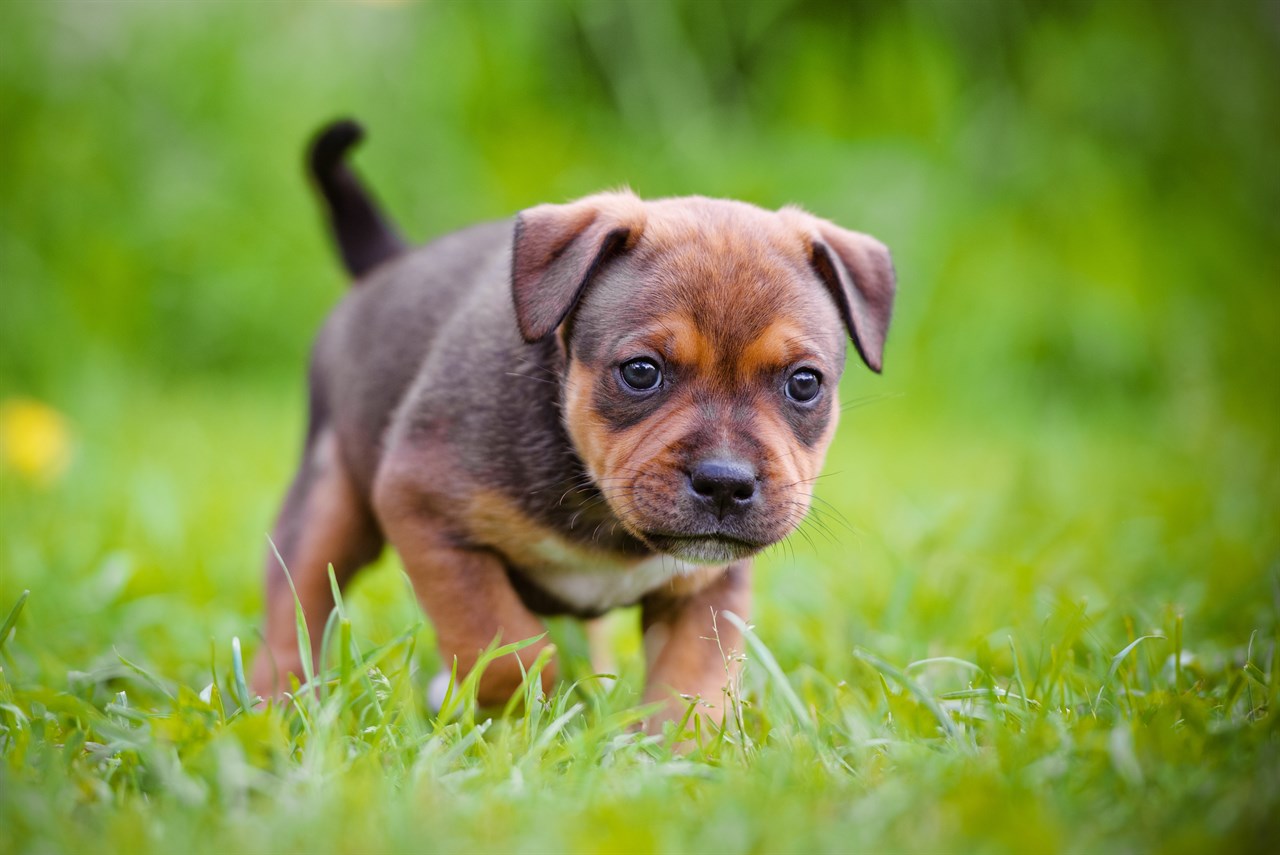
513,193 -> 896,565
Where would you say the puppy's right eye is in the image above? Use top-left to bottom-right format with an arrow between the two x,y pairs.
619,358 -> 662,391
784,368 -> 822,403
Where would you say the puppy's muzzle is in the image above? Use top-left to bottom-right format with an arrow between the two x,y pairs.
688,457 -> 757,520
629,455 -> 776,565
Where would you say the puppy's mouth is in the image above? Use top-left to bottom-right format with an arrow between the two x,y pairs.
640,531 -> 767,565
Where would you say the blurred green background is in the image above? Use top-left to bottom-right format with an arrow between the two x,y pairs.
2,0 -> 1278,713
3,2 -> 1279,851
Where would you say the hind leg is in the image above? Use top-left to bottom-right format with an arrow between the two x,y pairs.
251,429 -> 383,697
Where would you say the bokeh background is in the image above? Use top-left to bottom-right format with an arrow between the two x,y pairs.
2,0 -> 1278,727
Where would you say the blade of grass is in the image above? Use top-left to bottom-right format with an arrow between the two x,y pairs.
326,564 -> 347,618
328,565 -> 354,686
207,639 -> 226,722
1008,636 -> 1031,712
268,535 -> 316,703
905,656 -> 986,674
115,651 -> 176,700
231,636 -> 252,713
437,633 -> 547,726
1094,634 -> 1166,712
1174,613 -> 1184,692
854,647 -> 963,742
665,695 -> 702,752
0,589 -> 29,652
522,702 -> 584,766
721,611 -> 815,738
318,608 -> 340,703
504,642 -> 557,721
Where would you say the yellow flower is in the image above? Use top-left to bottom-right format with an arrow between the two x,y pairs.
0,398 -> 73,486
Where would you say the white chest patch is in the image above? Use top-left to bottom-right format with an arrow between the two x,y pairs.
521,538 -> 699,612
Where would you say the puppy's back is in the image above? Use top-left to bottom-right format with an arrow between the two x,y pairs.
309,220 -> 515,495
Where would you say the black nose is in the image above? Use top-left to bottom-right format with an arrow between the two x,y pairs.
688,458 -> 757,518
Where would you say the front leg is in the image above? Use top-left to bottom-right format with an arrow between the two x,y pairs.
640,561 -> 751,734
375,482 -> 554,707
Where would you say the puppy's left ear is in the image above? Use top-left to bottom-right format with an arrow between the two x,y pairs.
511,193 -> 645,343
805,221 -> 897,373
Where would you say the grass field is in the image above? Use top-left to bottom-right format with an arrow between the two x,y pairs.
3,372 -> 1277,853
2,1 -> 1278,852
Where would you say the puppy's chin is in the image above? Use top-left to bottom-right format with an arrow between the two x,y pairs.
595,476 -> 809,566
639,532 -> 765,566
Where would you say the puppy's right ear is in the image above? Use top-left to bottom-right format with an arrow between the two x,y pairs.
511,193 -> 645,343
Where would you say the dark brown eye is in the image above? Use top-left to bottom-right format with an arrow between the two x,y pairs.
785,368 -> 821,403
620,358 -> 662,391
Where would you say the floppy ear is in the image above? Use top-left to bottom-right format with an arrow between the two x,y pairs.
806,221 -> 897,373
511,193 -> 645,343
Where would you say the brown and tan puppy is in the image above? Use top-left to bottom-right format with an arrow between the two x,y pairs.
251,120 -> 896,730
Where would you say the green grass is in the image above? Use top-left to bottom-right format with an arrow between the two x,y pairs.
3,0 -> 1279,851
1,375 -> 1276,853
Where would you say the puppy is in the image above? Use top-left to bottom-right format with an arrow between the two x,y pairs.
251,120 -> 896,729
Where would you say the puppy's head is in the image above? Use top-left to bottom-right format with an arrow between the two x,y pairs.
512,191 -> 895,564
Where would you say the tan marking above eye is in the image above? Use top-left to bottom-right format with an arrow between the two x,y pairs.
660,315 -> 713,370
615,313 -> 713,373
737,319 -> 816,380
617,314 -> 822,386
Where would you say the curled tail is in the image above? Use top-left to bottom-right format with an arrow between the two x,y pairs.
308,119 -> 406,279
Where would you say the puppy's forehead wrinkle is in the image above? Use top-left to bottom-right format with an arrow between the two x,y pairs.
569,199 -> 849,395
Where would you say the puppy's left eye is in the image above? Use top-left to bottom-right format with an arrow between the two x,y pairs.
620,358 -> 662,391
784,368 -> 822,403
